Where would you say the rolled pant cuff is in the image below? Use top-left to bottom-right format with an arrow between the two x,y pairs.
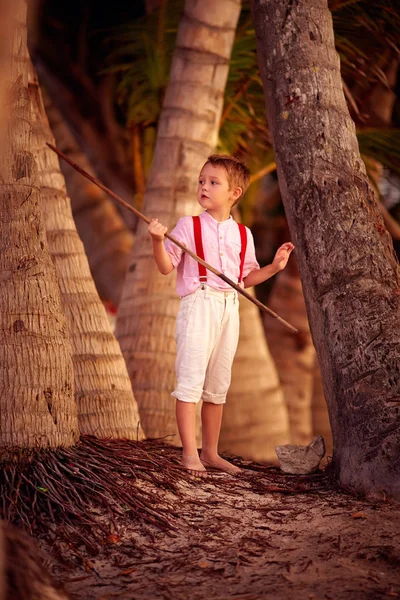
201,391 -> 226,405
171,386 -> 202,404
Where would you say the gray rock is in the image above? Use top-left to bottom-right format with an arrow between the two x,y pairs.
275,435 -> 326,474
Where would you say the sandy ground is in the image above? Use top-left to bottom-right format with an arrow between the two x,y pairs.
42,446 -> 400,600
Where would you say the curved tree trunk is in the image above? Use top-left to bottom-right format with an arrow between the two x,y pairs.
252,0 -> 400,497
0,0 -> 78,451
265,263 -> 316,445
42,90 -> 134,306
116,0 -> 241,440
28,65 -> 143,440
220,291 -> 290,463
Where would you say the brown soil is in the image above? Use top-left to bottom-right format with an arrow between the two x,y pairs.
41,445 -> 400,600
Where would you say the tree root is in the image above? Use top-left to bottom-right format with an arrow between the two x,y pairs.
0,436 -> 331,556
0,436 -> 195,551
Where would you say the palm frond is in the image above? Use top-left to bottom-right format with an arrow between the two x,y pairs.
357,129 -> 400,175
100,0 -> 400,196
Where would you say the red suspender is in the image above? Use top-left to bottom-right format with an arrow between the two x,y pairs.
238,223 -> 247,283
192,216 -> 207,281
192,216 -> 247,283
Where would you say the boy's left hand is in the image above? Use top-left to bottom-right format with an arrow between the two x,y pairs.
272,242 -> 295,272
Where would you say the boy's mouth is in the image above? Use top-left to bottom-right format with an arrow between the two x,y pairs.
201,194 -> 209,199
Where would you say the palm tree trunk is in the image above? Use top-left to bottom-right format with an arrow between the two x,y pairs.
28,64 -> 143,440
42,90 -> 134,306
116,0 -> 242,440
265,265 -> 316,445
252,0 -> 400,497
0,0 -> 78,451
220,291 -> 290,463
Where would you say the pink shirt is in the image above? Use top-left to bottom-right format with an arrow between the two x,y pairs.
165,211 -> 260,297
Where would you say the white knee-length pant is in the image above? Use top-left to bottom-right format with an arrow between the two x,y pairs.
172,286 -> 240,404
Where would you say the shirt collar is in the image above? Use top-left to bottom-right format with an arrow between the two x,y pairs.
200,211 -> 233,225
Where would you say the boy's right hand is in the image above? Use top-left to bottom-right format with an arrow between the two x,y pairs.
148,218 -> 168,241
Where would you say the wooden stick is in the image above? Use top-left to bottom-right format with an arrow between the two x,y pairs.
47,142 -> 298,334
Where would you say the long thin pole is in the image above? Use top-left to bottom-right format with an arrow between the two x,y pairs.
47,142 -> 298,334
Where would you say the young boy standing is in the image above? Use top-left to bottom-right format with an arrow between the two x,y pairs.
148,155 -> 293,476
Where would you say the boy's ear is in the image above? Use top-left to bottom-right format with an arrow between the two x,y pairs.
231,186 -> 242,203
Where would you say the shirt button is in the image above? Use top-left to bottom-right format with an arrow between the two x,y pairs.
220,236 -> 222,239
220,253 -> 223,256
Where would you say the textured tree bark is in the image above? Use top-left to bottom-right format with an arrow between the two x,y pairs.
0,0 -> 78,451
116,0 -> 242,440
28,65 -> 143,441
220,292 -> 290,463
42,91 -> 134,306
252,0 -> 400,497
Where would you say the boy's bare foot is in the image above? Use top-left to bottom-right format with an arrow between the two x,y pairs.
181,454 -> 207,477
200,452 -> 241,475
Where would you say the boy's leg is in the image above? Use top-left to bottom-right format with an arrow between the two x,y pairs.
176,400 -> 206,476
172,289 -> 221,476
200,293 -> 241,474
200,403 -> 241,474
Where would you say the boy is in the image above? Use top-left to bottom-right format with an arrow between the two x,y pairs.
148,155 -> 294,476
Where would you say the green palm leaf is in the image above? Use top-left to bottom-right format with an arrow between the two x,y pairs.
101,0 -> 400,201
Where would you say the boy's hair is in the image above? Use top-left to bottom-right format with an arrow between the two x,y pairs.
204,154 -> 251,204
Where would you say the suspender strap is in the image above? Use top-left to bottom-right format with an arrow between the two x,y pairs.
192,216 -> 247,284
192,216 -> 207,281
238,223 -> 247,283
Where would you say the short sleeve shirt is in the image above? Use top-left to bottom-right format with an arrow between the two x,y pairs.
164,211 -> 260,297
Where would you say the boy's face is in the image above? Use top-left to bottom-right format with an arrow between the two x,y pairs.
197,163 -> 241,214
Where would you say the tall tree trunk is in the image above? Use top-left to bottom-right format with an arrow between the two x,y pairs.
28,65 -> 143,440
42,90 -> 134,306
0,0 -> 78,451
116,0 -> 242,440
220,292 -> 290,463
252,0 -> 400,497
265,262 -> 316,445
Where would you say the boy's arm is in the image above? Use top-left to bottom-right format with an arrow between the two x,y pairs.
243,242 -> 294,288
148,218 -> 174,275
